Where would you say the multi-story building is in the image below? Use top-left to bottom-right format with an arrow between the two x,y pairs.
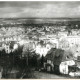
67,36 -> 80,47
59,35 -> 80,59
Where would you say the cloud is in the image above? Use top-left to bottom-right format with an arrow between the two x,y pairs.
0,1 -> 80,18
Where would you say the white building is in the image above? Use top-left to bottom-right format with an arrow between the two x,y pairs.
59,60 -> 75,74
35,42 -> 53,56
59,35 -> 80,50
67,36 -> 80,47
4,44 -> 11,54
58,31 -> 68,38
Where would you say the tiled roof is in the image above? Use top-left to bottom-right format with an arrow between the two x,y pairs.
46,48 -> 74,65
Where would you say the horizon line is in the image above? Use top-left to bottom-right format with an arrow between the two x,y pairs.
0,17 -> 80,19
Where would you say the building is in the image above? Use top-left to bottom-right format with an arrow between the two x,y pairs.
71,29 -> 80,36
45,48 -> 75,74
59,35 -> 80,50
67,36 -> 80,46
58,31 -> 68,38
4,42 -> 11,54
49,38 -> 59,48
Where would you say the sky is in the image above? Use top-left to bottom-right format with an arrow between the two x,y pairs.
0,1 -> 80,18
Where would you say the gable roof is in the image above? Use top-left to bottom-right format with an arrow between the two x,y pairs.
45,48 -> 56,61
53,49 -> 64,65
46,48 -> 74,65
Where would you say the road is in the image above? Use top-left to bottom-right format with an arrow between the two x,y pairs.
22,70 -> 71,79
33,71 -> 70,79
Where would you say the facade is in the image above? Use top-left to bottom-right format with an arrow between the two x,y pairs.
35,41 -> 54,56
0,35 -> 22,43
59,35 -> 80,50
0,41 -> 18,54
67,36 -> 80,46
60,60 -> 75,74
58,31 -> 68,38
3,42 -> 11,54
4,44 -> 11,53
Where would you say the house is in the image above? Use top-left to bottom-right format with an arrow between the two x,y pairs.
4,43 -> 11,54
35,41 -> 54,57
44,48 -> 56,72
35,42 -> 47,56
67,56 -> 80,77
2,41 -> 17,54
45,48 -> 75,74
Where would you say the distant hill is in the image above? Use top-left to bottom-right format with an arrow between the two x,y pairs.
0,18 -> 80,28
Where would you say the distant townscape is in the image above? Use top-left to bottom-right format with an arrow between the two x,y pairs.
0,18 -> 80,78
0,18 -> 80,56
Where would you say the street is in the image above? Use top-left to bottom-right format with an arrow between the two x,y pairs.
33,71 -> 70,79
22,70 -> 71,79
